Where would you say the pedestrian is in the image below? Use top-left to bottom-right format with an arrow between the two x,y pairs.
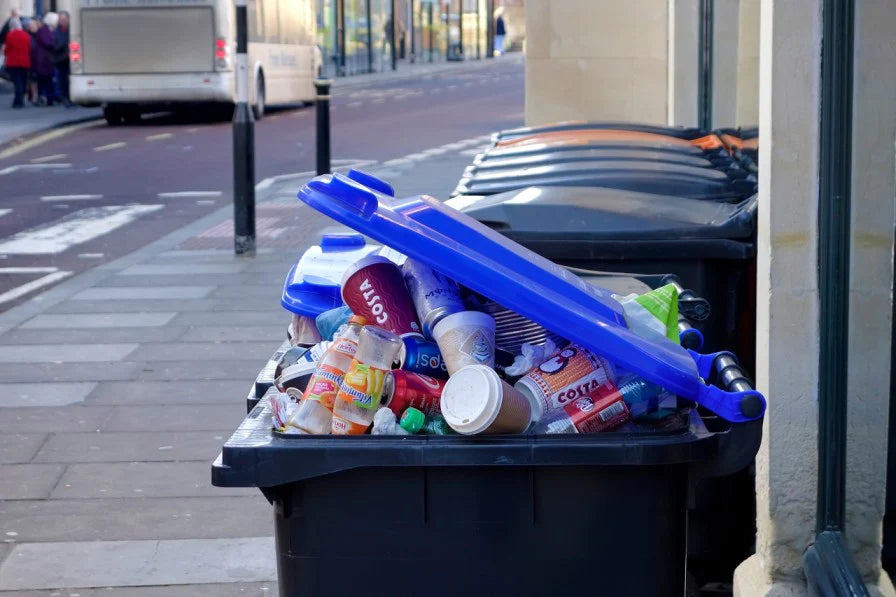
3,18 -> 30,108
32,12 -> 56,105
494,12 -> 506,56
0,7 -> 21,47
25,17 -> 40,104
53,10 -> 70,106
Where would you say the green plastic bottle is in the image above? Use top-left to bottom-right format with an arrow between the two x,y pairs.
399,407 -> 457,435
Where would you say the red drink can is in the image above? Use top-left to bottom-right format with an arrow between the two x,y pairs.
341,255 -> 423,338
563,382 -> 631,433
382,370 -> 446,416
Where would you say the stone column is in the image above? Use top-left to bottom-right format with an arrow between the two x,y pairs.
667,0 -> 699,126
735,0 -> 760,125
733,0 -> 823,593
734,0 -> 896,594
524,0 -> 668,126
710,0 -> 739,127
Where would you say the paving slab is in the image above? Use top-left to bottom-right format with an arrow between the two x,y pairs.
0,362 -> 142,384
94,274 -> 283,288
20,313 -> 177,329
44,299 -> 280,314
132,360 -> 262,382
0,544 -> 8,569
0,582 -> 278,596
177,326 -> 285,343
118,263 -> 250,276
126,342 -> 274,363
85,380 -> 250,405
71,287 -> 216,301
0,406 -> 112,433
34,431 -> 231,463
169,312 -> 280,327
209,286 -> 280,299
100,404 -> 247,432
0,345 -> 137,364
0,537 -> 276,591
0,327 -> 189,345
0,383 -> 96,408
0,496 -> 272,542
0,464 -> 66,499
0,434 -> 47,464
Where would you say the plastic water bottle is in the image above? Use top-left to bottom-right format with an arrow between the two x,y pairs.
331,325 -> 403,435
399,407 -> 457,435
285,315 -> 366,435
535,377 -> 661,434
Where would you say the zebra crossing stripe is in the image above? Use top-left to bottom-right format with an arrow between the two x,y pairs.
0,204 -> 164,255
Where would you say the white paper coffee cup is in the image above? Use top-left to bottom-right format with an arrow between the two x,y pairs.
440,364 -> 534,435
431,310 -> 496,375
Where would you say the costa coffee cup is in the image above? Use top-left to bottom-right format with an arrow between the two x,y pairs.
340,255 -> 423,338
431,310 -> 496,375
440,365 -> 535,435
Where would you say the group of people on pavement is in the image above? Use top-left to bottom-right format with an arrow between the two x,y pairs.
0,8 -> 71,109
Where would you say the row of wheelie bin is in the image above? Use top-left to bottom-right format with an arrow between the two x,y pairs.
447,122 -> 762,593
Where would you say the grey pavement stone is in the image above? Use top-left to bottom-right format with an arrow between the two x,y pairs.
0,362 -> 142,383
72,286 -> 216,301
0,582 -> 278,596
0,496 -> 271,542
0,543 -> 8,569
169,312 -> 280,327
0,406 -> 112,433
94,274 -> 282,288
34,431 -> 230,463
0,464 -> 65,499
86,380 -> 251,405
118,263 -> 250,276
20,313 -> 177,329
51,461 -> 253,498
42,299 -> 282,314
132,360 -> 262,381
157,247 -> 277,259
0,383 -> 96,408
0,434 -> 47,464
0,537 -> 275,590
177,326 -> 285,343
209,286 -> 278,299
0,345 -> 137,364
100,404 -> 247,432
0,327 -> 189,345
126,342 -> 274,363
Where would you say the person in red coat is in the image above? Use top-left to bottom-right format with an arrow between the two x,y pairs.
3,18 -> 31,108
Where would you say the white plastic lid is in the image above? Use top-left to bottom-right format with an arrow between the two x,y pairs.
440,364 -> 503,435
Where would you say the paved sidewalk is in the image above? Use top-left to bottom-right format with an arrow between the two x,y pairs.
0,134 -> 495,595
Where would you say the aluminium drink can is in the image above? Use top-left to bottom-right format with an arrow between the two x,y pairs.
401,258 -> 465,338
398,336 -> 449,379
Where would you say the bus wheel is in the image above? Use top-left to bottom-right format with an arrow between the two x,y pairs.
103,105 -> 124,126
253,75 -> 265,120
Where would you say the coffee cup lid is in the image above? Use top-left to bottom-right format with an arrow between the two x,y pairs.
431,310 -> 496,343
440,365 -> 502,435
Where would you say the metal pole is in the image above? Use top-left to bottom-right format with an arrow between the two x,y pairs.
366,0 -> 373,72
315,79 -> 332,176
232,0 -> 255,256
697,0 -> 714,130
390,0 -> 397,70
475,0 -> 480,60
485,0 -> 493,58
338,0 -> 346,75
428,2 -> 433,62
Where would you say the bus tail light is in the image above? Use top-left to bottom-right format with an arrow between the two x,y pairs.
70,40 -> 83,73
215,38 -> 229,69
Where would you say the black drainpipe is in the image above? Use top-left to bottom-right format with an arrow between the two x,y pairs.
802,0 -> 869,594
697,0 -> 713,130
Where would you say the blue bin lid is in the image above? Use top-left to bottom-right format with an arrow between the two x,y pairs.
281,232 -> 376,318
297,171 -> 765,422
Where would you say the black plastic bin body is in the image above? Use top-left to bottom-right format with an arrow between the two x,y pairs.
213,393 -> 761,597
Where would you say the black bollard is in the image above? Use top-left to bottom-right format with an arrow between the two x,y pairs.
232,0 -> 255,255
315,79 -> 332,176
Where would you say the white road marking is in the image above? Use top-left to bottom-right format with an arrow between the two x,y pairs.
78,253 -> 104,258
0,270 -> 72,304
347,101 -> 363,108
41,194 -> 104,202
196,200 -> 216,205
30,153 -> 68,163
0,163 -> 70,175
404,152 -> 430,161
382,158 -> 412,167
0,209 -> 10,218
146,133 -> 173,141
372,98 -> 385,104
0,204 -> 164,255
186,127 -> 200,133
0,267 -> 58,274
421,147 -> 448,156
447,85 -> 458,90
157,191 -> 223,199
93,142 -> 126,152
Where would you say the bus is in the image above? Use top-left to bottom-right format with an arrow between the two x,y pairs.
69,0 -> 321,124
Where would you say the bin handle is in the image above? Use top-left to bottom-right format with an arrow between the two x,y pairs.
688,350 -> 766,422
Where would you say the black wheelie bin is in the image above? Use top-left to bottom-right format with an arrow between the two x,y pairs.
212,172 -> 765,597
